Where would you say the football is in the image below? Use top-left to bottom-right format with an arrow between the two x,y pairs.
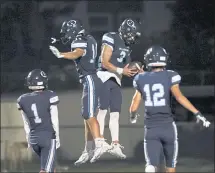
128,61 -> 143,71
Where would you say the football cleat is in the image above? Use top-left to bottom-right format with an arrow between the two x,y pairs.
108,143 -> 126,159
90,140 -> 112,163
74,150 -> 94,166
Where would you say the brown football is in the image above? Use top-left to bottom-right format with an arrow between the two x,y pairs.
128,61 -> 143,71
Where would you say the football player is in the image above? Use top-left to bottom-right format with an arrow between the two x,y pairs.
49,19 -> 111,165
96,18 -> 141,159
129,46 -> 211,173
17,69 -> 60,173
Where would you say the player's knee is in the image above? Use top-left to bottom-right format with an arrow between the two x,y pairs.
145,165 -> 156,173
40,170 -> 47,173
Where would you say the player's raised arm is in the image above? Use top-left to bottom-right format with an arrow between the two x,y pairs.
170,72 -> 210,127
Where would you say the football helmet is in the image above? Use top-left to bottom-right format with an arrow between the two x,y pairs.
60,19 -> 85,45
26,69 -> 48,90
144,45 -> 168,67
119,18 -> 141,45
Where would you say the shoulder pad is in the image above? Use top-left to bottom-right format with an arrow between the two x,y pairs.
75,34 -> 87,41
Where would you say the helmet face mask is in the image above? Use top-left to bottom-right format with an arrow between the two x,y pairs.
60,19 -> 84,45
26,69 -> 48,91
119,18 -> 141,45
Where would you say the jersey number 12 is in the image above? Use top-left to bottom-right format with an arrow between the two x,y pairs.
144,83 -> 166,107
31,103 -> 42,123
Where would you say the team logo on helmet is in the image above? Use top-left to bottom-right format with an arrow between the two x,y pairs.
40,71 -> 47,77
127,19 -> 136,29
67,20 -> 77,27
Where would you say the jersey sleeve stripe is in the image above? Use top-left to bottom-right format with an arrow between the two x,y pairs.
71,43 -> 87,48
50,96 -> 59,104
172,75 -> 181,83
102,35 -> 114,44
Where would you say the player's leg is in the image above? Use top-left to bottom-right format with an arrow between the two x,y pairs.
108,79 -> 126,159
74,120 -> 94,166
40,138 -> 56,173
96,80 -> 110,137
144,127 -> 162,173
78,75 -> 111,163
162,122 -> 178,173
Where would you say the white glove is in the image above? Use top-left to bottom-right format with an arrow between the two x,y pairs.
49,45 -> 64,58
51,37 -> 60,44
130,112 -> 140,124
195,112 -> 211,128
56,137 -> 60,149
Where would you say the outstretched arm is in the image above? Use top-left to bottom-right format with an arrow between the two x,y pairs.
171,84 -> 199,114
171,84 -> 210,127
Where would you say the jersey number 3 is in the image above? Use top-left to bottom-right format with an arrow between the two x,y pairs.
31,103 -> 42,123
144,84 -> 166,106
117,51 -> 126,63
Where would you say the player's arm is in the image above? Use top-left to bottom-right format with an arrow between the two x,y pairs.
130,89 -> 142,113
170,71 -> 210,127
49,93 -> 61,149
60,48 -> 85,60
49,39 -> 86,60
171,84 -> 199,114
17,98 -> 30,147
129,77 -> 142,123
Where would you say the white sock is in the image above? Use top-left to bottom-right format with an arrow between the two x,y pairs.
109,112 -> 119,142
97,109 -> 108,136
84,140 -> 94,152
94,138 -> 104,148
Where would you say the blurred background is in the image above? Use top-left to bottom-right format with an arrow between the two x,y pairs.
1,0 -> 214,172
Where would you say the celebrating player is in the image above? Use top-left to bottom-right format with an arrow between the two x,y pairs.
17,69 -> 60,173
96,18 -> 141,159
129,46 -> 211,173
49,19 -> 111,165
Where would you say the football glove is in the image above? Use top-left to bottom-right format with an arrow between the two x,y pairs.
195,112 -> 211,128
130,112 -> 140,124
49,45 -> 64,58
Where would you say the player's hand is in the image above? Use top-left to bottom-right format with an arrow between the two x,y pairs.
195,112 -> 211,128
56,138 -> 60,149
130,112 -> 140,124
49,45 -> 64,58
123,64 -> 138,77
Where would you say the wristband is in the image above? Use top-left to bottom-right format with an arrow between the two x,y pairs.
116,68 -> 123,75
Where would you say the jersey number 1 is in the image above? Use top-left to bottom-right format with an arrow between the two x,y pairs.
31,103 -> 42,123
144,83 -> 166,106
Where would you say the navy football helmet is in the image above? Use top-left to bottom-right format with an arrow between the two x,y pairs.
144,46 -> 168,68
60,19 -> 85,45
119,18 -> 141,45
26,69 -> 48,90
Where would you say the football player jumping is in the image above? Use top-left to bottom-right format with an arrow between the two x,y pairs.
96,18 -> 141,159
129,45 -> 211,173
49,19 -> 111,165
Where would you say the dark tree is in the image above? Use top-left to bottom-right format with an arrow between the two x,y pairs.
167,0 -> 215,70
